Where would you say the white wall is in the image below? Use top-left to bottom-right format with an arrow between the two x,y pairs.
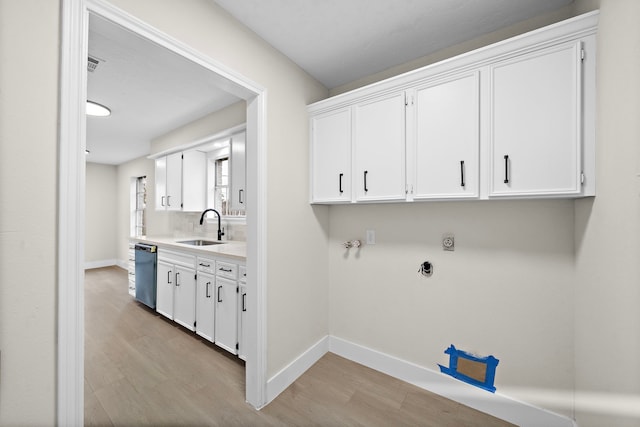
106,0 -> 330,379
574,1 -> 640,426
326,0 -> 640,425
151,100 -> 246,155
85,162 -> 118,265
0,0 -> 58,424
329,200 -> 576,416
330,4 -> 578,97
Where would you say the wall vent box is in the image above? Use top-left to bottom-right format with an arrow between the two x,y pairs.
438,344 -> 499,393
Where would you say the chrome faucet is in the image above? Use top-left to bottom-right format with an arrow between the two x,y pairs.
199,209 -> 225,241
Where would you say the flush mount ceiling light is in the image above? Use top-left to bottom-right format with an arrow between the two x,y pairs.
86,100 -> 111,117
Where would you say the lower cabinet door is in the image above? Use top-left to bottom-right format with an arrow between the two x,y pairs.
196,273 -> 215,342
156,261 -> 174,319
173,266 -> 196,331
238,284 -> 247,361
215,277 -> 238,354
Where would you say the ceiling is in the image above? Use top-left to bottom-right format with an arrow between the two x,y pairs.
87,14 -> 241,165
87,0 -> 573,165
212,0 -> 574,89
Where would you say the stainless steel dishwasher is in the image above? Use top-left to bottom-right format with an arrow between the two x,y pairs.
134,243 -> 157,309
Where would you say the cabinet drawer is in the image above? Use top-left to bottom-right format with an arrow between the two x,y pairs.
158,249 -> 196,268
197,257 -> 216,274
239,265 -> 247,283
216,261 -> 237,279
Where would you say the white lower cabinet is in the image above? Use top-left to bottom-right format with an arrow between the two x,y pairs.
127,244 -> 136,296
156,249 -> 196,331
195,271 -> 215,342
173,265 -> 196,331
156,260 -> 175,319
238,280 -> 247,361
215,277 -> 238,355
156,247 -> 245,358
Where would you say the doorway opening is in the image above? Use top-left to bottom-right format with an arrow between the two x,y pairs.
58,1 -> 267,424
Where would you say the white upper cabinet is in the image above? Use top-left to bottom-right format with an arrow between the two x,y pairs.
155,150 -> 206,211
182,150 -> 206,211
154,156 -> 167,210
307,12 -> 597,204
353,92 -> 406,201
489,41 -> 583,198
310,108 -> 352,203
165,152 -> 182,211
410,72 -> 480,199
230,131 -> 246,211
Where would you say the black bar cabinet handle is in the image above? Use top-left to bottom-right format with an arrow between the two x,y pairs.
175,272 -> 180,287
364,170 -> 368,192
217,286 -> 223,302
206,281 -> 211,298
167,270 -> 172,284
239,189 -> 244,204
460,160 -> 465,187
503,155 -> 510,184
339,173 -> 344,194
242,293 -> 247,312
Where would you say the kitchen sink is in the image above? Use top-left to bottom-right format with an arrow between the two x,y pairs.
177,239 -> 225,246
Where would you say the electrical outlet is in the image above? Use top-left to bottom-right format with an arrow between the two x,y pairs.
442,234 -> 455,251
366,229 -> 376,245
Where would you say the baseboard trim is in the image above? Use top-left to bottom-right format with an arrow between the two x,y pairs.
265,335 -> 329,403
84,259 -> 118,270
328,336 -> 576,427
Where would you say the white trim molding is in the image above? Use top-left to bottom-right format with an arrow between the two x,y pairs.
266,336 -> 330,403
263,335 -> 576,425
58,0 -> 88,424
329,336 -> 576,427
84,259 -> 119,270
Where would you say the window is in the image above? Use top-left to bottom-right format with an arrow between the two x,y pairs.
130,176 -> 146,236
206,140 -> 231,215
214,157 -> 230,215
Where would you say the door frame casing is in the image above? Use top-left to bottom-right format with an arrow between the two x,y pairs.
58,0 -> 268,423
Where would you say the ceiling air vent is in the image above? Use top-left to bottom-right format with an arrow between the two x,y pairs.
87,56 -> 100,73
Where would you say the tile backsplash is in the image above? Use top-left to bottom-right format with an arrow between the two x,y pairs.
169,212 -> 246,242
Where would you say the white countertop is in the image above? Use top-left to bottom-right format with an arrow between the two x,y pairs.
130,235 -> 246,261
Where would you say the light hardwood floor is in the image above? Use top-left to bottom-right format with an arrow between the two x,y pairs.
85,266 -> 514,426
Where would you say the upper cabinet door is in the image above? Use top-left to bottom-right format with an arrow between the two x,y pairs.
165,152 -> 183,210
489,41 -> 583,197
230,131 -> 246,212
155,157 -> 167,210
182,150 -> 206,212
354,92 -> 406,201
310,108 -> 352,203
411,72 -> 480,199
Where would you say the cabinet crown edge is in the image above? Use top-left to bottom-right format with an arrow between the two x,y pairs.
308,10 -> 599,114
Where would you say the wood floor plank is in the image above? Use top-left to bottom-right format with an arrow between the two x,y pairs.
85,266 -> 515,426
